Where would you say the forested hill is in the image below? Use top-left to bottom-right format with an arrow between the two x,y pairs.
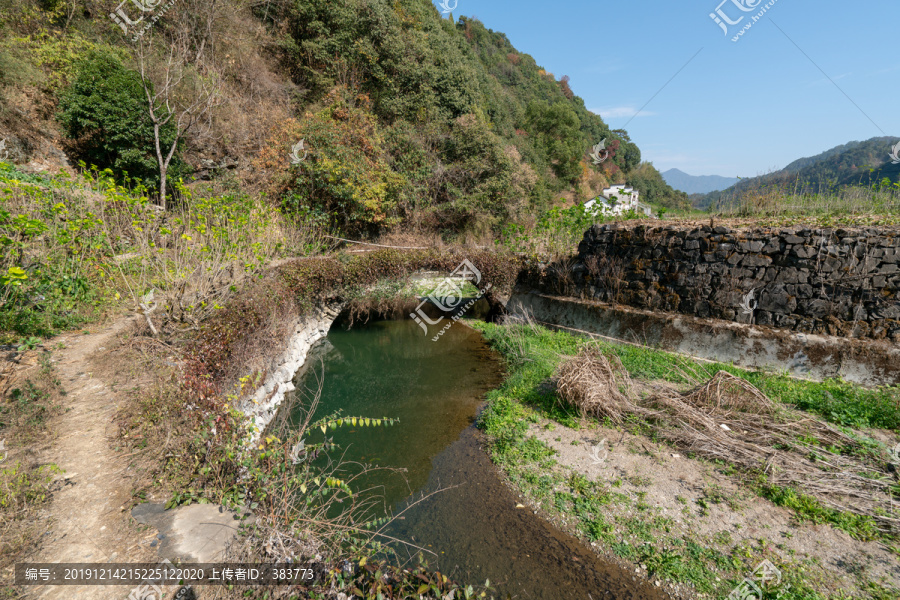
0,0 -> 688,236
696,136 -> 900,209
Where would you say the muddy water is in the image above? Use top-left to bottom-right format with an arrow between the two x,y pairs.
290,317 -> 667,600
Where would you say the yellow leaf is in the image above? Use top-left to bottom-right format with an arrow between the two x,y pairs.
359,557 -> 367,567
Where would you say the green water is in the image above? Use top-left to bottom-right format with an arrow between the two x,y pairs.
289,317 -> 667,600
291,318 -> 500,514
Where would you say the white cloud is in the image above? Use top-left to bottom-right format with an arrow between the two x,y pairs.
867,65 -> 900,77
591,106 -> 657,120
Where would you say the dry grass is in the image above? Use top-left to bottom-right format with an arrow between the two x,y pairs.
555,347 -> 900,534
714,182 -> 900,219
555,347 -> 636,423
374,229 -> 446,249
0,350 -> 65,581
584,254 -> 626,304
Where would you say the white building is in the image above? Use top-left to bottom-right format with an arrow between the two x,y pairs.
584,185 -> 653,217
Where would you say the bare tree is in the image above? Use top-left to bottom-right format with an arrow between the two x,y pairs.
134,35 -> 223,209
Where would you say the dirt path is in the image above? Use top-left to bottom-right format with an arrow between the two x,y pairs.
25,316 -> 157,600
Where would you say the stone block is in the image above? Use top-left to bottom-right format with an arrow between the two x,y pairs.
742,254 -> 772,267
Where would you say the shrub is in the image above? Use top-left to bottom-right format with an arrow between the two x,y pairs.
57,49 -> 183,189
255,92 -> 406,236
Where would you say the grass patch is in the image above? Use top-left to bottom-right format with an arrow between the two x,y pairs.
475,321 -> 900,432
755,482 -> 880,542
1,353 -> 64,442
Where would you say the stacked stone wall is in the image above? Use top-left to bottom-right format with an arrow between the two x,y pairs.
571,224 -> 900,341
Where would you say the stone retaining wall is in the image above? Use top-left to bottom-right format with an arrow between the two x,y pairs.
238,301 -> 344,441
570,223 -> 900,341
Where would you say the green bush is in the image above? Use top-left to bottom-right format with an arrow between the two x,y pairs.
56,49 -> 183,189
281,100 -> 405,236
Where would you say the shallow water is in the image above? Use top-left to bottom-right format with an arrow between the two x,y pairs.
290,317 -> 668,600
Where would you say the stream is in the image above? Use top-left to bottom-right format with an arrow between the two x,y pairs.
286,316 -> 667,600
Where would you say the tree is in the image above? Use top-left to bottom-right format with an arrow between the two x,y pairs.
559,75 -> 574,99
525,100 -> 583,185
134,35 -> 222,209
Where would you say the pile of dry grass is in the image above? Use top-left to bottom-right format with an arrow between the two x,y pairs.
554,347 -> 640,423
556,348 -> 900,534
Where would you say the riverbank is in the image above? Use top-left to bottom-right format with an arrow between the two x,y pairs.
472,320 -> 900,600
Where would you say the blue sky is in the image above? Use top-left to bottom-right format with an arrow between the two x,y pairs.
434,0 -> 899,177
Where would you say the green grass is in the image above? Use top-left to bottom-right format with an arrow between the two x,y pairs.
755,482 -> 879,541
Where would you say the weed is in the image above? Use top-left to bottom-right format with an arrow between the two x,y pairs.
756,482 -> 879,542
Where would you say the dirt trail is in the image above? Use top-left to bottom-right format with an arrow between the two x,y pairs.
25,316 -> 157,600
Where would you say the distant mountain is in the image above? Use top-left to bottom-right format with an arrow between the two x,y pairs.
661,168 -> 740,194
695,136 -> 900,209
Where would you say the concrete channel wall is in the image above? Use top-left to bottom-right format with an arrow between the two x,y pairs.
507,291 -> 900,387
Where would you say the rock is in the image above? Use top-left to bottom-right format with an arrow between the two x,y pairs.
132,502 -> 252,563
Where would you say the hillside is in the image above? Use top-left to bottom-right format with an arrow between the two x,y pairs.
661,168 -> 739,195
696,136 -> 900,209
0,0 -> 687,240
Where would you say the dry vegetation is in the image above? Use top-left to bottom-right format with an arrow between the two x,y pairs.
556,346 -> 899,536
0,348 -> 64,580
712,182 -> 900,223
